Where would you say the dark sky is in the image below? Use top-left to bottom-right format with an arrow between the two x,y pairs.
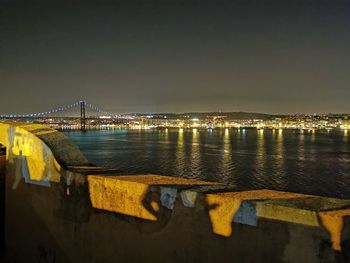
1,0 -> 350,114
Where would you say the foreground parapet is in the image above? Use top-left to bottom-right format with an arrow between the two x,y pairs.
88,174 -> 350,255
0,122 -> 102,188
206,190 -> 350,253
88,174 -> 215,221
0,122 -> 91,184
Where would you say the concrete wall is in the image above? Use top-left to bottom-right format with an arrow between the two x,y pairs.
0,122 -> 91,188
1,122 -> 350,263
0,143 -> 5,252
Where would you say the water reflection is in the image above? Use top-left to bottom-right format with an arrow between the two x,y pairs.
219,128 -> 233,184
190,129 -> 201,179
175,129 -> 185,176
254,129 -> 265,186
310,129 -> 316,143
274,128 -> 286,187
278,128 -> 283,136
66,128 -> 350,199
296,131 -> 306,179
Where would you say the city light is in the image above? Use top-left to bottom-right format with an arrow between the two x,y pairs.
2,103 -> 350,133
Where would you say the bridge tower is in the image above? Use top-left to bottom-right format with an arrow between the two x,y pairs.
80,101 -> 86,131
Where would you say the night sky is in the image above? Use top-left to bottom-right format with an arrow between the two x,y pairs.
1,0 -> 350,114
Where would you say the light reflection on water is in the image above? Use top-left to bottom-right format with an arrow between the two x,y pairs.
64,128 -> 350,198
175,129 -> 185,176
220,128 -> 233,184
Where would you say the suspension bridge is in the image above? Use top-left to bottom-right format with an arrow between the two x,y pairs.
0,100 -> 113,131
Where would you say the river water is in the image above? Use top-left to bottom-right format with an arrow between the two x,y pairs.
64,128 -> 350,199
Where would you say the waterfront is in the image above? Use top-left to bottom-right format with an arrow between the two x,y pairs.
65,128 -> 350,199
1,122 -> 350,262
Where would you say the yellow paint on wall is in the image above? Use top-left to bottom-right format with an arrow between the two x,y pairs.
206,194 -> 241,237
88,175 -> 215,221
319,209 -> 350,251
0,124 -> 10,158
257,203 -> 319,227
205,190 -> 311,237
88,175 -> 158,221
114,175 -> 214,185
0,122 -> 61,183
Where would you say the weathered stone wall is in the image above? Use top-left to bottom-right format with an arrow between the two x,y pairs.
4,173 -> 350,263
